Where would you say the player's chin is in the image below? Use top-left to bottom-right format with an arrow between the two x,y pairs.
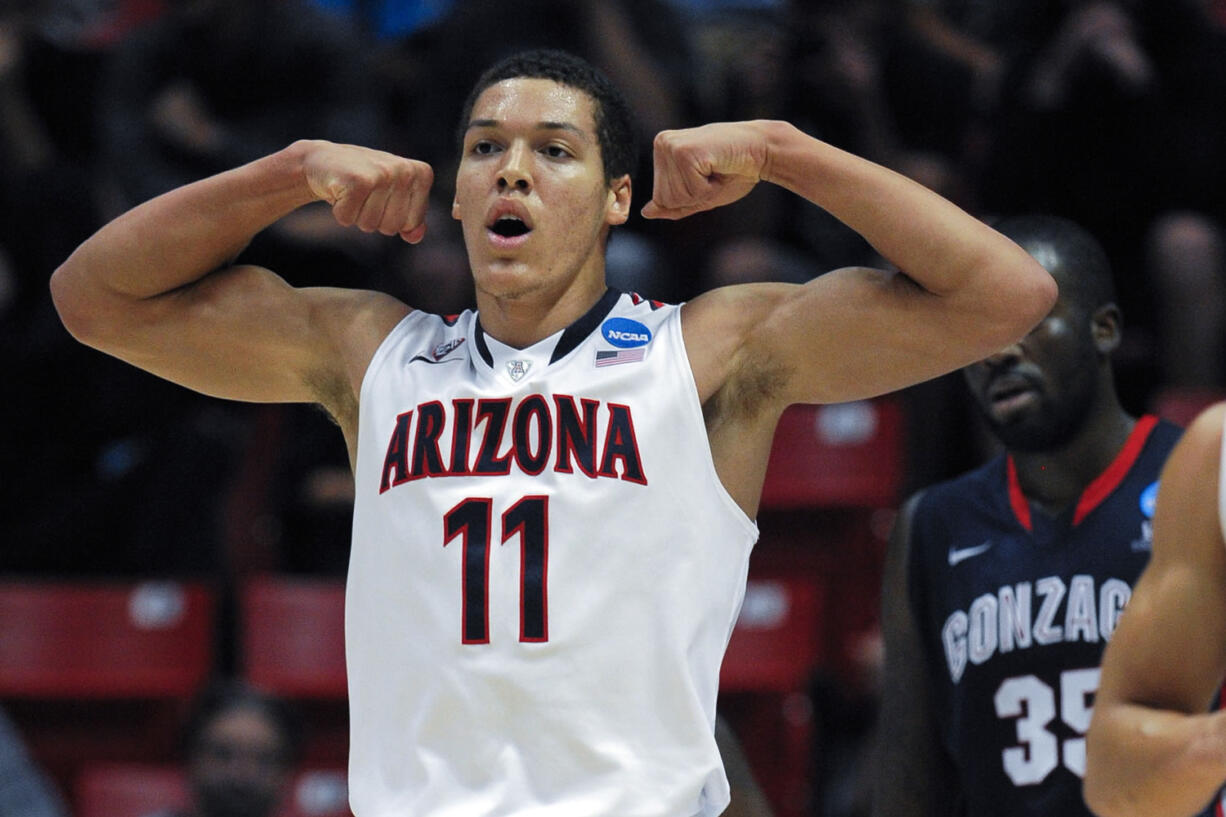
473,263 -> 543,301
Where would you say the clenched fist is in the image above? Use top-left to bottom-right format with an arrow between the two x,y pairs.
641,122 -> 771,221
300,140 -> 434,243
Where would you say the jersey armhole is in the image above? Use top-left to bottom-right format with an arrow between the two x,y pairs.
358,310 -> 423,408
665,306 -> 759,541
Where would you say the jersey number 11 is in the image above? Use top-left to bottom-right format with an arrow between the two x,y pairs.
444,496 -> 549,644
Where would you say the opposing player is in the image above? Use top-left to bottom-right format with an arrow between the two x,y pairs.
50,50 -> 1054,816
873,215 -> 1184,817
1084,402 -> 1226,817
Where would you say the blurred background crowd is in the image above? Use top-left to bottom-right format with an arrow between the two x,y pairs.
1,0 -> 1225,815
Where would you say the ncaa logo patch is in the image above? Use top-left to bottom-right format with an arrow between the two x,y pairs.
601,317 -> 652,348
1140,480 -> 1160,518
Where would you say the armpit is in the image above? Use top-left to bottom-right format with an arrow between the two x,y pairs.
304,368 -> 356,432
709,347 -> 792,423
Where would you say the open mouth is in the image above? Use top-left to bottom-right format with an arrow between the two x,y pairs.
490,216 -> 530,238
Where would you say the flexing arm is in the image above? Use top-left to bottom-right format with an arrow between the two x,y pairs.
1084,403 -> 1226,817
650,121 -> 1055,512
872,494 -> 952,817
655,120 -> 1055,409
50,141 -> 431,413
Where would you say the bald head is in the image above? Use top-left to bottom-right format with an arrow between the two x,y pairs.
992,214 -> 1116,318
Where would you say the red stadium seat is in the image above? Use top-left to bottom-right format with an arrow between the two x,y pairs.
760,398 -> 904,510
720,560 -> 827,817
0,580 -> 216,798
240,576 -> 347,699
76,763 -> 353,817
0,579 -> 214,698
239,576 -> 349,764
75,763 -> 187,817
1150,386 -> 1226,428
720,573 -> 825,692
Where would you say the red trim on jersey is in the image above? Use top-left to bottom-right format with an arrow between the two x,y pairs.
1072,415 -> 1159,526
1006,457 -> 1032,532
1006,415 -> 1160,530
628,291 -> 665,309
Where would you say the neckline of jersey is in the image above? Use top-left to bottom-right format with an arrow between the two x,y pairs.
473,288 -> 622,369
1005,414 -> 1160,531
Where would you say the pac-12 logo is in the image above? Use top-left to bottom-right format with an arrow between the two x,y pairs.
601,317 -> 652,348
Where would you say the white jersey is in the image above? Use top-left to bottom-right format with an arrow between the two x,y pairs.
347,290 -> 759,817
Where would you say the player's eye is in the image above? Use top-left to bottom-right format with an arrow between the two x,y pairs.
541,144 -> 571,159
472,141 -> 500,155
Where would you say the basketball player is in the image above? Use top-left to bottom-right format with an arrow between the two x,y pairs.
1084,401 -> 1226,817
872,215 -> 1186,817
50,50 -> 1054,816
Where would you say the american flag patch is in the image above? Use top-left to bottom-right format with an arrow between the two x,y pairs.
595,349 -> 645,367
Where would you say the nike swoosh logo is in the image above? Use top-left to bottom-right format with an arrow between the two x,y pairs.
408,354 -> 464,365
948,541 -> 993,566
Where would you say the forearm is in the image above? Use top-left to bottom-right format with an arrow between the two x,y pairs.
1085,704 -> 1226,817
758,120 -> 1040,299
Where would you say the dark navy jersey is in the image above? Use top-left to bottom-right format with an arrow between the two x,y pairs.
907,416 -> 1190,817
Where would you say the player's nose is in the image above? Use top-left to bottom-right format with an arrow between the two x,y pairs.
497,143 -> 532,192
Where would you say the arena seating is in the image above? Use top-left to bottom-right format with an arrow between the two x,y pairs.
760,397 -> 904,510
239,576 -> 349,765
0,579 -> 216,800
75,762 -> 352,817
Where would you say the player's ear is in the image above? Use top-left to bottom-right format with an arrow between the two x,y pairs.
605,175 -> 632,226
1091,302 -> 1122,354
451,200 -> 461,221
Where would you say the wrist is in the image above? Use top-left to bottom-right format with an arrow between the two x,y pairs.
753,119 -> 799,188
257,140 -> 327,209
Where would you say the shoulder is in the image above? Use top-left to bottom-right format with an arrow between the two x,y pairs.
1160,403 -> 1226,495
1182,402 -> 1226,447
302,287 -> 412,422
894,458 -> 1006,567
305,287 -> 412,359
306,286 -> 412,332
1162,403 -> 1226,486
1149,402 -> 1226,561
912,457 -> 1005,518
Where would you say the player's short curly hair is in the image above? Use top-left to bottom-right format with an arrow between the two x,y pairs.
456,49 -> 638,185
